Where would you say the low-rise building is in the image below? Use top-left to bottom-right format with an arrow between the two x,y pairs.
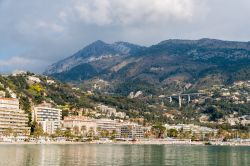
63,116 -> 97,136
62,116 -> 144,138
165,124 -> 218,136
28,76 -> 41,83
96,104 -> 127,119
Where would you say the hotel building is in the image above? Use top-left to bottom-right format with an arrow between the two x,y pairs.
33,107 -> 62,134
63,116 -> 97,136
120,123 -> 145,139
0,98 -> 30,135
63,116 -> 144,138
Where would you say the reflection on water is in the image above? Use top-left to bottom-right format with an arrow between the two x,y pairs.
0,144 -> 249,166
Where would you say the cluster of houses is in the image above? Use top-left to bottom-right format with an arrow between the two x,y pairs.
0,98 -> 145,140
202,80 -> 250,104
95,104 -> 128,119
0,97 -> 224,142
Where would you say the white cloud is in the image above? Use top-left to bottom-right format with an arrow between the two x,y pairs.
35,21 -> 64,32
62,0 -> 203,25
1,0 -> 250,73
0,56 -> 37,66
0,56 -> 48,73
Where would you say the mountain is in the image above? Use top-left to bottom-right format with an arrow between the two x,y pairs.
45,38 -> 250,95
44,40 -> 143,75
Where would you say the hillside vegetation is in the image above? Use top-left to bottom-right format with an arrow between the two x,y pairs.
46,39 -> 250,95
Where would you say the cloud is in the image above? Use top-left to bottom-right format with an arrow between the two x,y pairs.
0,57 -> 31,66
35,21 -> 64,33
0,56 -> 34,73
0,0 -> 250,73
62,0 -> 202,25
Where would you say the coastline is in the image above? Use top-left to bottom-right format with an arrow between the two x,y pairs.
0,140 -> 249,146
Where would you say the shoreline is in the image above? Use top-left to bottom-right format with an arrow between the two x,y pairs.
0,141 -> 249,146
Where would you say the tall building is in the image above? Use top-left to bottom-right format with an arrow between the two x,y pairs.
0,98 -> 30,135
33,107 -> 62,134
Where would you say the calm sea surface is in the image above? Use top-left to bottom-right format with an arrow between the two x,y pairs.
0,144 -> 249,166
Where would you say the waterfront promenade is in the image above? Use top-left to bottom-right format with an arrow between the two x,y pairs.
1,139 -> 249,146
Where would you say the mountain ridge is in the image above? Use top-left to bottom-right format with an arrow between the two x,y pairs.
44,40 -> 143,75
45,38 -> 250,95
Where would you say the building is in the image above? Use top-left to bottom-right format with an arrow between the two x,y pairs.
33,107 -> 62,134
120,123 -> 144,139
165,124 -> 218,136
0,98 -> 30,135
63,116 -> 97,136
97,104 -> 116,116
28,76 -> 41,83
63,116 -> 120,137
96,104 -> 127,119
62,116 -> 144,138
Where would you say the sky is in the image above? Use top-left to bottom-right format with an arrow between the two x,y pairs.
0,0 -> 250,73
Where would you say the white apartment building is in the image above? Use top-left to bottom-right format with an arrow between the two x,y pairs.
0,98 -> 30,135
33,107 -> 62,134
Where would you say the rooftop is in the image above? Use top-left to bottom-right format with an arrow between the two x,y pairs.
0,98 -> 18,101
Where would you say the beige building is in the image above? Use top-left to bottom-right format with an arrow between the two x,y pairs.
0,98 -> 30,135
120,123 -> 145,139
63,116 -> 97,136
63,116 -> 144,138
63,116 -> 121,136
33,107 -> 62,134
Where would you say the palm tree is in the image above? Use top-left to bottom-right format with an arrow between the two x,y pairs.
110,130 -> 117,139
152,124 -> 166,138
3,128 -> 14,137
23,129 -> 30,136
167,129 -> 178,138
33,123 -> 44,138
87,127 -> 95,138
73,126 -> 80,136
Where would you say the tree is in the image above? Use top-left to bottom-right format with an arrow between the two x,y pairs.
73,126 -> 80,136
87,127 -> 95,138
54,128 -> 64,137
178,130 -> 192,139
33,123 -> 44,138
5,90 -> 11,98
3,128 -> 14,137
19,96 -> 32,126
152,124 -> 166,138
81,126 -> 87,137
64,128 -> 73,139
100,129 -> 110,138
110,130 -> 117,140
167,129 -> 178,138
23,129 -> 30,136
204,106 -> 223,121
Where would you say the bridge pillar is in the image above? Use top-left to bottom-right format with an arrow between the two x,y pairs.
188,95 -> 191,103
169,96 -> 172,103
161,100 -> 164,107
179,96 -> 182,108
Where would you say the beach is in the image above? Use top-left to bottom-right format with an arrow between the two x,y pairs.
1,140 -> 249,146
